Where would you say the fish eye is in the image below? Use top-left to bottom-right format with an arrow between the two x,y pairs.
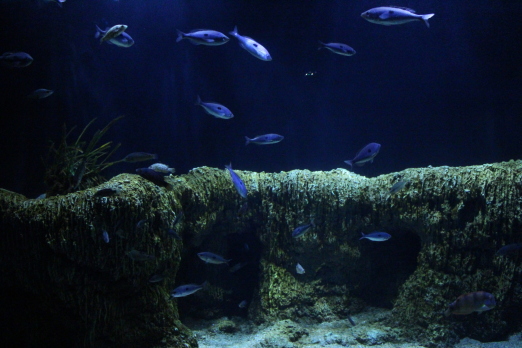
253,44 -> 258,47
204,34 -> 208,37
217,107 -> 222,110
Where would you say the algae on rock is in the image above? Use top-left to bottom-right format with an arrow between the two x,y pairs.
0,161 -> 521,347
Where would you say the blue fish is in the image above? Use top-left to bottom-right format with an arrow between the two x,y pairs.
102,230 -> 110,243
136,168 -> 169,187
0,51 -> 33,68
225,164 -> 247,199
196,95 -> 234,119
229,26 -> 272,61
318,41 -> 356,56
95,25 -> 134,47
197,252 -> 231,264
389,181 -> 408,195
361,7 -> 435,28
176,29 -> 229,46
171,281 -> 207,297
292,221 -> 315,238
359,232 -> 391,242
245,134 -> 284,145
495,243 -> 522,256
344,143 -> 381,168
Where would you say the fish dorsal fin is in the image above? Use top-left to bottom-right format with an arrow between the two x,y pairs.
189,29 -> 213,33
388,6 -> 416,13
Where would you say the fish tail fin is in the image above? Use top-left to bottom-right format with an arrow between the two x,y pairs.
422,14 -> 435,28
344,160 -> 353,169
229,25 -> 238,36
195,95 -> 201,105
318,41 -> 324,50
245,136 -> 251,145
176,29 -> 185,43
359,232 -> 365,240
94,25 -> 103,39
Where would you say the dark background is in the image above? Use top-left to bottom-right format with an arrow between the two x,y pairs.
1,0 -> 521,197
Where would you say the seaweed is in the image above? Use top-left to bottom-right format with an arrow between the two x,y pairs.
44,116 -> 124,196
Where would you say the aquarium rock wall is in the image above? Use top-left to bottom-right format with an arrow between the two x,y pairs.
0,161 -> 521,347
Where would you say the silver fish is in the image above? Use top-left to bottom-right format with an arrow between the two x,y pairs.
176,29 -> 229,46
148,163 -> 175,174
318,41 -> 356,56
100,24 -> 128,43
245,134 -> 284,145
95,25 -> 134,47
197,252 -> 231,264
196,95 -> 233,119
359,232 -> 391,242
296,263 -> 305,274
102,230 -> 110,243
171,281 -> 206,297
389,181 -> 408,195
0,52 -> 33,68
361,7 -> 435,28
292,221 -> 315,238
225,164 -> 247,199
27,89 -> 54,99
229,26 -> 272,61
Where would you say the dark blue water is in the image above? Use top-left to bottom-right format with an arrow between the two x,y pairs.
1,0 -> 521,197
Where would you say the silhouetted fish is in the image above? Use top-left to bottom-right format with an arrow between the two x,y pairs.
171,281 -> 206,297
318,41 -> 356,56
495,243 -> 522,256
444,291 -> 496,316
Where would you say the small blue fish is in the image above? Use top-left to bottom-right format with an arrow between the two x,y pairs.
238,300 -> 248,308
361,6 -> 435,28
344,143 -> 381,168
389,181 -> 409,195
0,51 -> 33,68
495,243 -> 522,256
225,164 -> 247,199
102,230 -> 110,243
136,168 -> 169,187
318,41 -> 356,56
229,26 -> 272,61
171,281 -> 206,297
166,228 -> 182,240
197,252 -> 231,264
359,232 -> 391,242
28,89 -> 54,99
245,134 -> 284,145
176,29 -> 229,46
123,152 -> 158,163
292,221 -> 315,238
95,25 -> 134,47
296,263 -> 305,274
196,95 -> 234,119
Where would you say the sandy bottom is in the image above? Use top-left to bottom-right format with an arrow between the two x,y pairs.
185,308 -> 521,348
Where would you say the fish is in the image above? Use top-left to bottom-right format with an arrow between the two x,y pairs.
148,163 -> 175,174
389,181 -> 409,195
0,52 -> 33,68
27,89 -> 54,99
359,232 -> 391,242
318,41 -> 356,56
197,252 -> 231,264
126,249 -> 155,261
347,314 -> 356,326
495,243 -> 522,256
444,291 -> 496,316
238,300 -> 248,308
166,228 -> 182,240
225,164 -> 247,199
292,221 -> 315,238
296,263 -> 305,274
229,262 -> 248,273
95,25 -> 134,47
361,7 -> 435,28
229,26 -> 272,61
93,187 -> 121,197
344,143 -> 381,168
245,134 -> 284,145
171,281 -> 206,297
136,219 -> 148,229
42,0 -> 65,7
99,24 -> 128,43
148,274 -> 165,283
123,152 -> 158,163
136,168 -> 169,187
195,95 -> 234,119
102,230 -> 110,243
176,29 -> 229,46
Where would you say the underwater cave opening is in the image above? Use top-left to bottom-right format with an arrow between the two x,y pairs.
354,229 -> 422,308
176,228 -> 262,320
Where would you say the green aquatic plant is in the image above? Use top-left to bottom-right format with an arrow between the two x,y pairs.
44,116 -> 124,197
